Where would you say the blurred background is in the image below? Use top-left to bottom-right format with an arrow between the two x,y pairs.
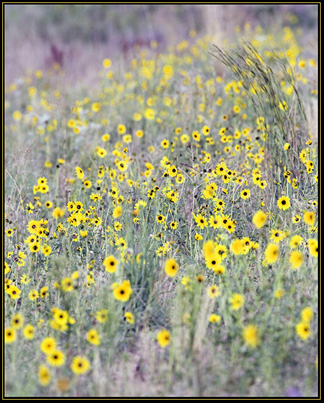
5,4 -> 318,86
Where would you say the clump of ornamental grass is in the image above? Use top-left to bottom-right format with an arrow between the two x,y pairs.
211,42 -> 310,176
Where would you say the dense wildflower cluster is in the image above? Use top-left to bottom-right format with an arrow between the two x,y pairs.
5,17 -> 317,397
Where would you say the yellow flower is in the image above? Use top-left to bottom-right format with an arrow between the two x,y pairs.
124,312 -> 135,324
296,322 -> 312,340
308,239 -> 318,257
264,243 -> 279,264
53,207 -> 65,219
113,205 -> 123,219
29,289 -> 39,300
42,244 -> 52,256
164,258 -> 179,277
289,250 -> 304,269
47,350 -> 66,367
103,58 -> 112,68
157,329 -> 171,348
102,133 -> 110,142
97,147 -> 107,158
208,284 -> 220,299
103,255 -> 118,273
229,293 -> 244,310
277,196 -> 290,211
304,211 -> 315,226
301,307 -> 314,323
289,235 -> 303,249
96,309 -> 108,323
145,108 -> 155,120
5,327 -> 16,344
61,278 -> 73,292
11,313 -> 24,329
117,124 -> 126,134
23,324 -> 35,340
240,189 -> 250,200
71,356 -> 91,375
75,166 -> 84,180
203,240 -> 215,260
112,280 -> 133,302
209,314 -> 221,323
41,337 -> 56,355
252,210 -> 267,229
230,239 -> 244,255
53,309 -> 69,325
38,365 -> 51,386
243,324 -> 260,348
12,110 -> 22,121
205,255 -> 220,270
274,289 -> 285,299
87,329 -> 101,346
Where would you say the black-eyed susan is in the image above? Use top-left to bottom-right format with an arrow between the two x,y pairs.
202,125 -> 210,136
87,329 -> 101,346
296,322 -> 312,340
194,214 -> 208,229
71,356 -> 90,375
208,284 -> 220,298
213,264 -> 226,275
277,196 -> 291,211
157,329 -> 171,348
292,214 -> 301,224
112,280 -> 133,302
156,214 -> 166,224
209,215 -> 222,229
45,201 -> 53,209
42,244 -> 52,256
41,337 -> 57,355
304,211 -> 315,226
205,255 -> 220,270
27,220 -> 39,234
103,255 -> 118,273
164,258 -> 179,277
11,313 -> 24,329
270,229 -> 285,243
161,139 -> 169,149
240,189 -> 250,199
7,285 -> 21,300
5,327 -> 16,344
47,350 -> 66,367
6,228 -> 14,237
75,166 -> 84,180
29,289 -> 39,301
23,324 -> 35,340
61,278 -> 73,292
170,221 -> 178,230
